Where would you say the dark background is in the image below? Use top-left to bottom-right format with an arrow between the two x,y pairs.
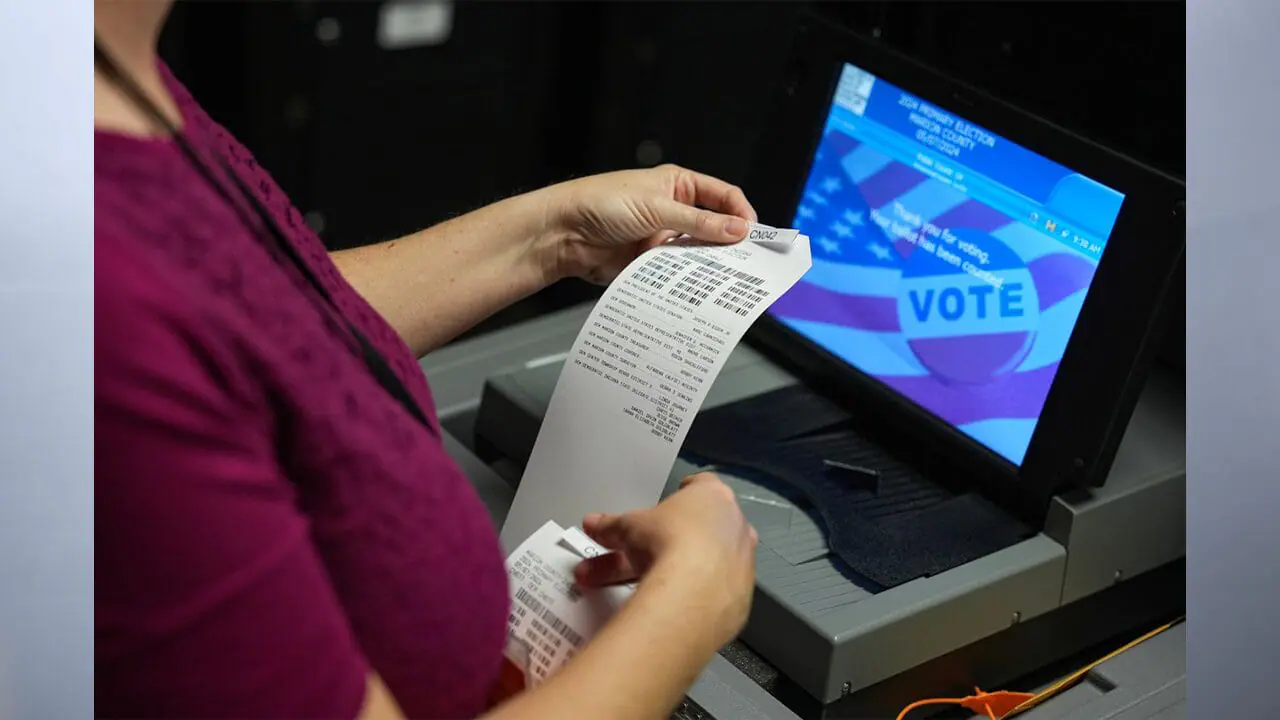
159,1 -> 1184,342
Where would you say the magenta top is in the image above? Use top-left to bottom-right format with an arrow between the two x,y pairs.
95,65 -> 510,719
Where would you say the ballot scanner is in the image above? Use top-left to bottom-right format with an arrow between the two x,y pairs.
424,307 -> 1184,719
423,17 -> 1186,719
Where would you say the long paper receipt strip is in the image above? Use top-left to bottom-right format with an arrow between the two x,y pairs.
500,225 -> 811,550
503,519 -> 631,685
498,226 -> 810,685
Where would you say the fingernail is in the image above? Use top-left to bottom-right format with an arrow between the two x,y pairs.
583,513 -> 602,526
724,217 -> 748,238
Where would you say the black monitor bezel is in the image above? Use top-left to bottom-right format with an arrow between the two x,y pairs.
743,16 -> 1185,526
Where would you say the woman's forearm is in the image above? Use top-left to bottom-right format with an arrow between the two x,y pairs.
330,189 -> 567,357
484,578 -> 723,720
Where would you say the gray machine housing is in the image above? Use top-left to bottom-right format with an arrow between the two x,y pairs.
424,304 -> 1185,718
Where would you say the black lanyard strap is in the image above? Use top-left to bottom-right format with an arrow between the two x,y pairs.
95,41 -> 433,432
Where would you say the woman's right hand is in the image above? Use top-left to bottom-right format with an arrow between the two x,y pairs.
478,475 -> 757,720
573,472 -> 758,649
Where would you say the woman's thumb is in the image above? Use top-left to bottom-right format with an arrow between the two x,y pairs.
650,199 -> 749,245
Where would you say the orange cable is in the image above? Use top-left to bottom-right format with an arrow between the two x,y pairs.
895,616 -> 1185,720
895,696 -> 972,720
1002,616 -> 1184,718
894,689 -> 1034,720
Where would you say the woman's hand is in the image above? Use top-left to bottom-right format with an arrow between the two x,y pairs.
573,472 -> 759,650
477,475 -> 756,720
543,165 -> 759,285
330,165 -> 755,356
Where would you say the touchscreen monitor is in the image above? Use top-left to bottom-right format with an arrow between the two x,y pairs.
767,62 -> 1127,466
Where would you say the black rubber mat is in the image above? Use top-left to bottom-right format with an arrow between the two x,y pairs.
682,386 -> 1032,588
685,384 -> 852,455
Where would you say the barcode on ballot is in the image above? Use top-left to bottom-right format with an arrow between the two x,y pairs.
515,587 -> 586,649
713,296 -> 752,316
541,608 -> 585,647
515,588 -> 546,616
631,261 -> 675,289
669,288 -> 703,307
687,253 -> 766,287
712,279 -> 770,317
668,276 -> 712,308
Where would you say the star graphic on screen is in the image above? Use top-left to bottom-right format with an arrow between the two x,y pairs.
797,205 -> 816,220
831,221 -> 853,238
867,242 -> 892,261
842,209 -> 865,227
818,237 -> 841,254
805,191 -> 829,206
820,176 -> 843,194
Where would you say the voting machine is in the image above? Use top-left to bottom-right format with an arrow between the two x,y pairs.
427,15 -> 1186,720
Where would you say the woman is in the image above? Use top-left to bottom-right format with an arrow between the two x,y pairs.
95,1 -> 759,718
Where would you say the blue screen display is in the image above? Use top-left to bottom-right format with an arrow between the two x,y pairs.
768,63 -> 1126,466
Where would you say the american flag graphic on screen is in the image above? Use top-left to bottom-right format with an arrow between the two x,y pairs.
769,130 -> 1100,464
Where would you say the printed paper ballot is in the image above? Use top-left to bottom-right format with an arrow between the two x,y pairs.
499,224 -> 812,551
503,520 -> 632,685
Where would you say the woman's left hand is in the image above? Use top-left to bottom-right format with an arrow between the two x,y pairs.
542,164 -> 759,285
